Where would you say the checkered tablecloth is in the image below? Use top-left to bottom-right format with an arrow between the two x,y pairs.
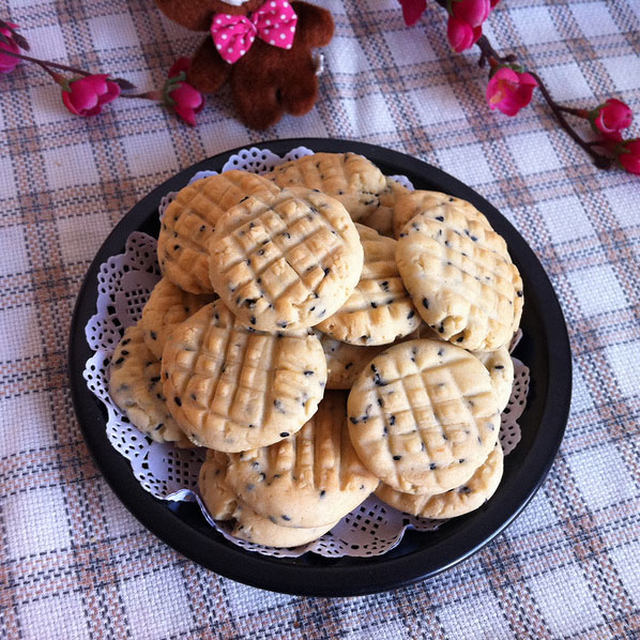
1,0 -> 639,638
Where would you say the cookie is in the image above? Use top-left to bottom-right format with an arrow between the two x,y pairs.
208,188 -> 364,332
198,449 -> 337,547
109,325 -> 190,446
161,299 -> 327,451
375,443 -> 504,519
265,152 -> 388,221
475,347 -> 514,413
230,502 -> 337,548
158,170 -> 280,294
139,277 -> 214,359
198,449 -> 237,520
225,391 -> 379,528
347,339 -> 501,494
318,332 -> 386,390
393,190 -> 479,239
358,177 -> 410,237
315,224 -> 420,345
395,203 -> 523,351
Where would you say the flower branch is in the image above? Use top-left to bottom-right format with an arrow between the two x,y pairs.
0,22 -> 204,126
401,0 -> 637,174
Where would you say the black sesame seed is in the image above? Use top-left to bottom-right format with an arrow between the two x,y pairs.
282,515 -> 291,521
494,365 -> 504,370
407,310 -> 415,319
456,336 -> 464,342
389,415 -> 396,426
429,463 -> 437,470
174,397 -> 182,407
377,398 -> 384,407
349,416 -> 359,424
371,301 -> 378,308
320,490 -> 326,497
435,216 -> 444,222
393,455 -> 402,461
250,316 -> 256,325
114,357 -> 124,365
422,298 -> 429,309
280,432 -> 289,438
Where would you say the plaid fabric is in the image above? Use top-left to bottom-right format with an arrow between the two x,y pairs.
1,0 -> 639,637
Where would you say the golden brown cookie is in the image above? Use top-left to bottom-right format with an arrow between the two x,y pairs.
358,177 -> 410,237
198,449 -> 237,520
396,203 -> 523,351
474,347 -> 514,413
315,224 -> 420,345
158,170 -> 280,294
393,190 -> 479,239
139,277 -> 213,359
109,325 -> 190,446
161,300 -> 327,452
208,188 -> 364,332
225,391 -> 379,528
318,332 -> 387,390
375,443 -> 504,518
347,339 -> 501,494
265,152 -> 388,221
230,503 -> 337,547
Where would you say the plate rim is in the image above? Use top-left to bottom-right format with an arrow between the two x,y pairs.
68,137 -> 572,597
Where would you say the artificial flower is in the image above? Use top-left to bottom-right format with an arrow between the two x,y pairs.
615,138 -> 640,175
164,57 -> 204,127
399,0 -> 428,26
0,22 -> 21,73
62,74 -> 121,117
486,66 -> 538,116
447,16 -> 482,53
590,98 -> 633,141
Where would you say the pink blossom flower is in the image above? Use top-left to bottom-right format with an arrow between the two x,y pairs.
399,0 -> 427,26
451,0 -> 491,28
615,138 -> 640,175
0,22 -> 21,74
164,57 -> 204,127
486,66 -> 538,116
590,98 -> 633,141
62,74 -> 121,117
447,16 -> 482,53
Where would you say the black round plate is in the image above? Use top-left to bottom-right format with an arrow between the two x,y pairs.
69,138 -> 571,597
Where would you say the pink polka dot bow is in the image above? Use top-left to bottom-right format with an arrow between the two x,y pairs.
211,0 -> 298,64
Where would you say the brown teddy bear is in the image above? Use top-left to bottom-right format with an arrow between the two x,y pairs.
155,0 -> 334,130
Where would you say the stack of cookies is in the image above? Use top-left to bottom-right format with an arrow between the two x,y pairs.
108,152 -> 523,548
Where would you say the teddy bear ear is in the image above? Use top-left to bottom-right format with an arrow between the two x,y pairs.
155,0 -> 221,32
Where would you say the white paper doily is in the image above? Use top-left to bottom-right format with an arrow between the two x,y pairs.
83,146 -> 530,559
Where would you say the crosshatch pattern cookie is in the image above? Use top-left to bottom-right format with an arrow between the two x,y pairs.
158,170 -> 280,294
109,325 -> 190,446
161,300 -> 327,451
208,188 -> 364,332
396,205 -> 524,351
392,190 -> 482,239
316,224 -> 420,345
198,448 -> 338,547
354,177 -> 410,237
225,391 -> 379,528
139,277 -> 214,359
475,347 -> 515,413
265,152 -> 388,221
375,443 -> 504,519
347,339 -> 501,494
318,333 -> 387,390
